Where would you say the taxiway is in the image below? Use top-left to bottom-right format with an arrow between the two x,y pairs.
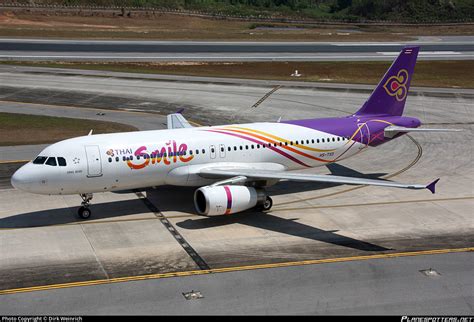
0,66 -> 472,314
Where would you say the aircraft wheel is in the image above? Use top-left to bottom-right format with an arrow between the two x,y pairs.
78,206 -> 91,219
261,196 -> 273,211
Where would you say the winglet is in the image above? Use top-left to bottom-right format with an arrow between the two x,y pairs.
426,178 -> 440,194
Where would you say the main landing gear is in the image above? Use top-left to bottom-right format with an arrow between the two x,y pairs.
262,196 -> 273,211
78,193 -> 93,219
257,195 -> 273,212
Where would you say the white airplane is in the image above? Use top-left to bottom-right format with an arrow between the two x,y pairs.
11,46 -> 454,219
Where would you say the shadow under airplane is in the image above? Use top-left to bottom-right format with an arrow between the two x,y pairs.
2,163 -> 390,251
177,212 -> 390,252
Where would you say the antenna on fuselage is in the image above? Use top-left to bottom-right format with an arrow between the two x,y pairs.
88,129 -> 93,136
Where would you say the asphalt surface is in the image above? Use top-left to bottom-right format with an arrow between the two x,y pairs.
1,39 -> 473,61
1,252 -> 472,314
0,66 -> 472,314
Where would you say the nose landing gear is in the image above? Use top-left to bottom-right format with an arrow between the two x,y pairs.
78,193 -> 93,219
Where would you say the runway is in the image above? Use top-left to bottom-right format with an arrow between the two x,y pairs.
0,66 -> 472,314
1,39 -> 473,61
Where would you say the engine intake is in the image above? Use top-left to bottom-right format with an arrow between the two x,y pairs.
194,185 -> 267,216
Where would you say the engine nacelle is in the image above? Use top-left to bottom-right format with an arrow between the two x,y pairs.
194,185 -> 267,216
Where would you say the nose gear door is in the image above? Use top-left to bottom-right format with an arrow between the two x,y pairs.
85,145 -> 103,177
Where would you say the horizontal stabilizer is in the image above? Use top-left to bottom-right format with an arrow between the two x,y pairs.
167,113 -> 193,129
384,126 -> 462,138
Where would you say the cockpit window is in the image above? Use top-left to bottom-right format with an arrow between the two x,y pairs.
57,157 -> 67,167
45,157 -> 57,166
33,156 -> 48,165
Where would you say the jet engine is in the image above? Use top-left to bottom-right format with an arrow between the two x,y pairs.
194,185 -> 273,216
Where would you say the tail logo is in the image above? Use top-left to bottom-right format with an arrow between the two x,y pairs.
383,69 -> 409,101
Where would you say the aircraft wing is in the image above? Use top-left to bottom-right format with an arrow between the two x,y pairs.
199,167 -> 439,194
384,126 -> 461,138
167,113 -> 194,129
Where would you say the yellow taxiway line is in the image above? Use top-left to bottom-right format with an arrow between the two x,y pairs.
1,247 -> 472,296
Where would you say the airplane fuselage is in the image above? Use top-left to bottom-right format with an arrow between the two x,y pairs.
11,114 -> 420,195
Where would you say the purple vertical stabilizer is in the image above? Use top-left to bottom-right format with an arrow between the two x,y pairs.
355,46 -> 419,117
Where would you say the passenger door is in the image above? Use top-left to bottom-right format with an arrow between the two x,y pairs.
357,123 -> 371,147
84,145 -> 103,177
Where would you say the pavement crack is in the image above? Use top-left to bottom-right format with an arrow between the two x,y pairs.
79,223 -> 110,280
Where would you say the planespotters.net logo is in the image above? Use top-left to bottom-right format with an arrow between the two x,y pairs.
402,317 -> 473,322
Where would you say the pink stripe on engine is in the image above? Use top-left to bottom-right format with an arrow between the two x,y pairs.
223,185 -> 232,215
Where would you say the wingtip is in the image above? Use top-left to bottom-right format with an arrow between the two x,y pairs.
426,178 -> 440,194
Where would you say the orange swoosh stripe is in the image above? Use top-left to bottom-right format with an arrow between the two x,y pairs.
227,126 -> 336,153
220,128 -> 332,163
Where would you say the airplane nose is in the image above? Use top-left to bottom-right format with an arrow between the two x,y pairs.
11,164 -> 37,192
11,167 -> 27,191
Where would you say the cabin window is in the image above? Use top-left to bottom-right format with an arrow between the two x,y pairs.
240,146 -> 243,150
234,146 -> 237,151
251,145 -> 254,149
257,144 -> 260,149
295,141 -> 298,145
189,150 -> 193,155
115,157 -> 119,162
311,139 -> 314,144
245,145 -> 249,150
45,157 -> 57,166
108,157 -> 112,163
202,149 -> 205,154
33,156 -> 47,165
211,148 -> 215,153
228,147 -> 231,152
